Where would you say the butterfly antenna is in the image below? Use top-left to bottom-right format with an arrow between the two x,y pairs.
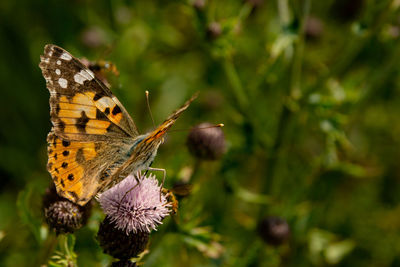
145,90 -> 156,128
169,123 -> 224,133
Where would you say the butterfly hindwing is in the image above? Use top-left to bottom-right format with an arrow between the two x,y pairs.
47,132 -> 93,204
46,132 -> 133,205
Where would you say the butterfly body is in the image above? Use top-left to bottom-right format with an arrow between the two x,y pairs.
99,133 -> 163,184
40,44 -> 196,206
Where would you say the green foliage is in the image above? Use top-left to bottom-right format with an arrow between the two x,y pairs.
49,235 -> 77,267
17,182 -> 45,245
1,0 -> 400,266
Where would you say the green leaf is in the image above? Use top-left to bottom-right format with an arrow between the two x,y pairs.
48,234 -> 77,267
325,240 -> 356,265
16,184 -> 43,244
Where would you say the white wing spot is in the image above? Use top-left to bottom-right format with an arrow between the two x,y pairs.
57,60 -> 61,65
55,69 -> 61,75
60,52 -> 72,61
74,70 -> 94,84
74,73 -> 86,85
86,69 -> 95,78
58,78 -> 68,88
96,96 -> 114,107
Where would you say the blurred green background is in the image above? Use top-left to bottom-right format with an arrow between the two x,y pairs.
1,0 -> 400,266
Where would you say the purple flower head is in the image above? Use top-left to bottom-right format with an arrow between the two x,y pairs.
99,172 -> 171,234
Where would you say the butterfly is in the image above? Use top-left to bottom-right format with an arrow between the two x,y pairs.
39,44 -> 196,206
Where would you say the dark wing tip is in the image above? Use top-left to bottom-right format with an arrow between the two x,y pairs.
165,92 -> 198,121
188,91 -> 199,103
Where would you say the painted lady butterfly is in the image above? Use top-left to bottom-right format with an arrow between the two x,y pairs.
39,45 -> 196,205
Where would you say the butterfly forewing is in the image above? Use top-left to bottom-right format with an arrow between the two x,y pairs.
39,44 -> 138,140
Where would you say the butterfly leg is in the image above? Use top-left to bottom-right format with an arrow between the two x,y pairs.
118,171 -> 142,212
147,167 -> 166,200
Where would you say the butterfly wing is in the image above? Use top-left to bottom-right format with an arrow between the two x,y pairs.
40,44 -> 138,140
143,93 -> 198,143
39,44 -> 137,205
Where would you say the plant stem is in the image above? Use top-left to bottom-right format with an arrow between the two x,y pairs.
264,106 -> 291,194
37,233 -> 58,266
262,0 -> 310,198
223,58 -> 249,113
237,3 -> 253,24
303,0 -> 394,98
290,0 -> 309,98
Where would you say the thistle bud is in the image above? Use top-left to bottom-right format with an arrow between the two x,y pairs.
97,216 -> 149,260
305,17 -> 324,41
43,185 -> 92,234
331,0 -> 364,22
206,22 -> 222,40
81,26 -> 106,48
111,260 -> 137,267
192,0 -> 206,10
258,216 -> 290,246
186,122 -> 226,160
245,0 -> 264,9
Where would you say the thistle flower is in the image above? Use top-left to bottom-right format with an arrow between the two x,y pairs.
98,172 -> 172,234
